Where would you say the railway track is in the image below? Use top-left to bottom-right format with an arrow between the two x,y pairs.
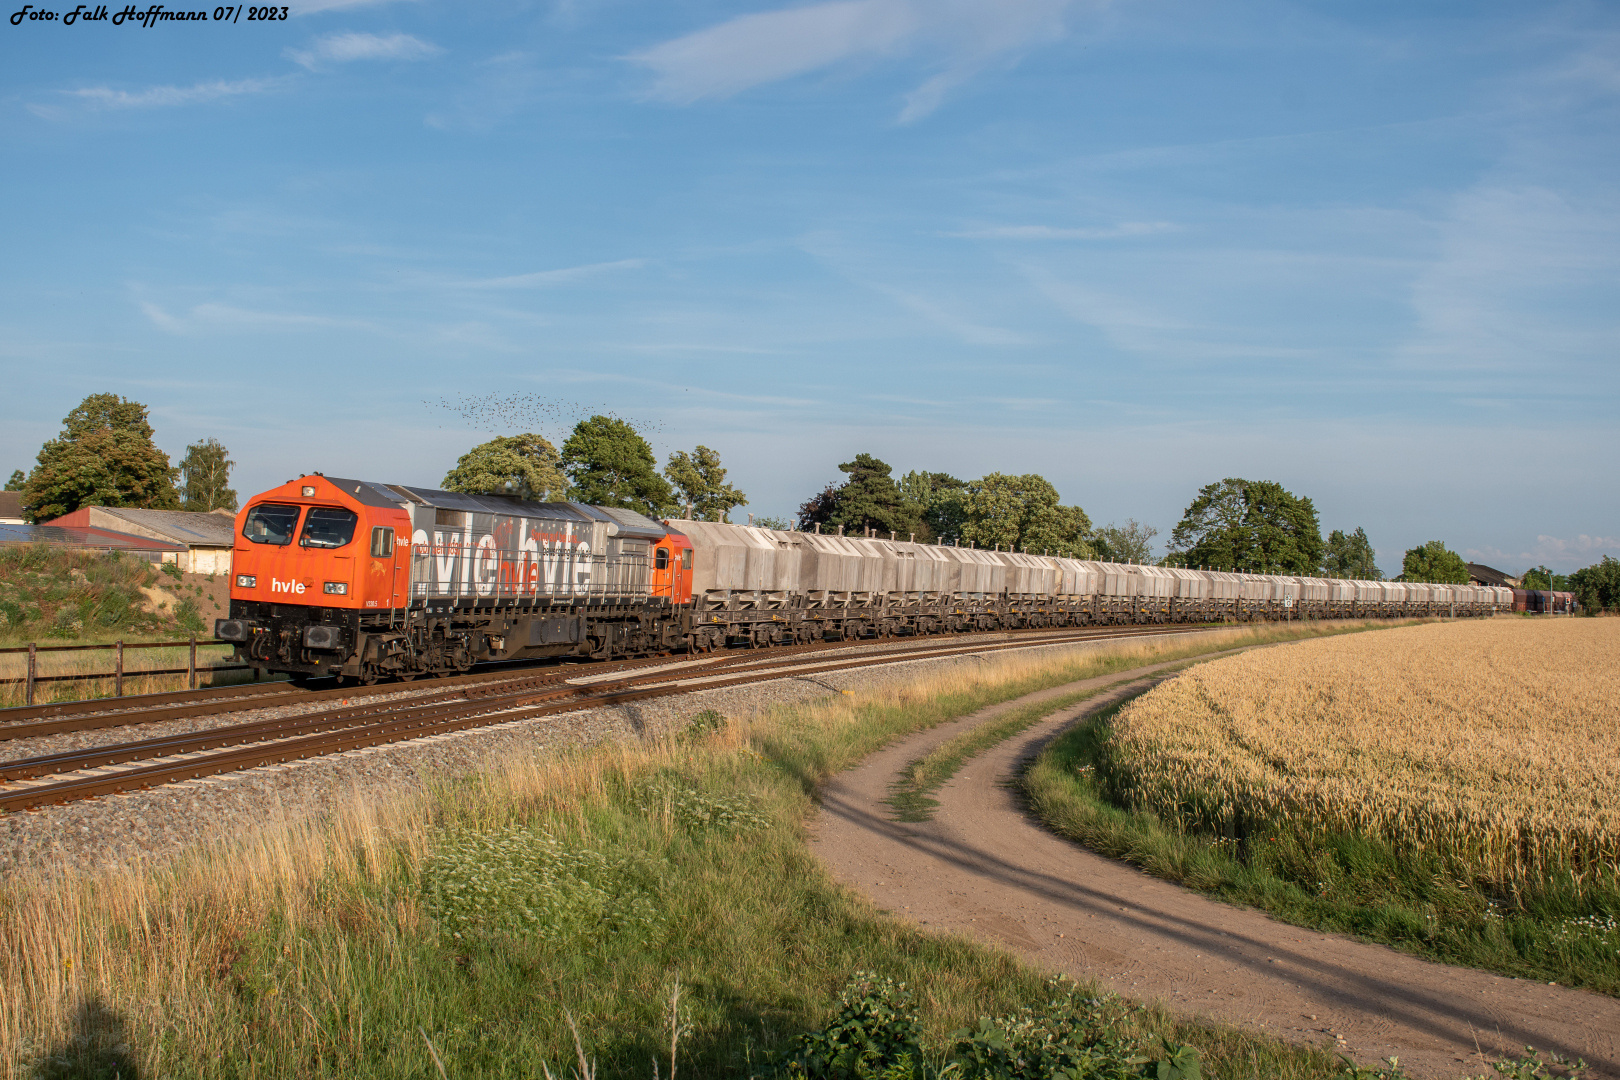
0,623 -> 1215,812
0,651 -> 688,740
0,622 -> 1180,742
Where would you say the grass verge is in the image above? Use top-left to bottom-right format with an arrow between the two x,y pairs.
882,620 -> 1406,824
1023,698 -> 1620,998
887,673 -> 1163,822
3,622 -> 1406,1079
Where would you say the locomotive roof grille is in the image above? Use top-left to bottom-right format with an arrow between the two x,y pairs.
324,481 -> 671,540
323,477 -> 419,509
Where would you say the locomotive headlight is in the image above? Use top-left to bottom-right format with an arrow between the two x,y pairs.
235,575 -> 256,588
323,581 -> 349,595
301,485 -> 317,497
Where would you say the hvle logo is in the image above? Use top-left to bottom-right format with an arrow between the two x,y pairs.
270,578 -> 306,595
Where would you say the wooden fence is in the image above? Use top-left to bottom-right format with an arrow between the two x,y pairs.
0,639 -> 253,706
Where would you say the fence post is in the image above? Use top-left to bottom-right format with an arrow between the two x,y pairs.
26,643 -> 35,707
189,636 -> 197,690
116,640 -> 124,698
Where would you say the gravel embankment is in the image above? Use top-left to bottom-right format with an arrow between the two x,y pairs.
0,631 -> 1209,878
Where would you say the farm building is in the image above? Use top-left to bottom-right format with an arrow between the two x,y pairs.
41,507 -> 236,574
0,522 -> 186,561
1467,563 -> 1519,589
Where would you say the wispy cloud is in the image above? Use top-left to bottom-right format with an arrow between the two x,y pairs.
1463,535 -> 1620,570
946,221 -> 1175,240
1397,184 -> 1620,375
451,259 -> 648,289
288,32 -> 440,69
877,285 -> 1034,346
423,50 -> 546,131
1027,270 -> 1321,363
630,0 -> 919,104
629,0 -> 1083,121
141,301 -> 379,335
34,77 -> 282,116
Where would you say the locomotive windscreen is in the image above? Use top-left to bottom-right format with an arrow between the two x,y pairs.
300,507 -> 359,549
243,504 -> 300,546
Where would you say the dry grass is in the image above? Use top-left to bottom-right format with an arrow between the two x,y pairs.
0,748 -> 638,1076
1103,618 -> 1620,889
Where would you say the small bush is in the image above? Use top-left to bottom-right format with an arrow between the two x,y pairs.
173,598 -> 207,633
636,777 -> 769,834
784,974 -> 1199,1080
680,708 -> 728,742
47,607 -> 83,639
785,972 -> 927,1079
419,823 -> 664,945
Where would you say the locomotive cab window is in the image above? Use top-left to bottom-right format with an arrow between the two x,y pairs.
243,503 -> 301,546
682,548 -> 692,570
655,547 -> 669,570
300,507 -> 358,549
371,527 -> 395,558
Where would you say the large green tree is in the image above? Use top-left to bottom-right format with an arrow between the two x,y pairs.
1166,478 -> 1322,573
23,393 -> 179,522
4,471 -> 23,491
1322,527 -> 1382,580
1518,566 -> 1569,591
443,433 -> 566,502
1093,519 -> 1157,564
823,453 -> 920,538
796,482 -> 839,531
665,445 -> 747,522
897,470 -> 967,543
178,437 -> 238,512
1569,556 -> 1620,612
960,473 -> 1093,557
1399,540 -> 1470,584
560,416 -> 674,517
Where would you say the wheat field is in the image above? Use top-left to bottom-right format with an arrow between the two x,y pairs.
1103,618 -> 1620,888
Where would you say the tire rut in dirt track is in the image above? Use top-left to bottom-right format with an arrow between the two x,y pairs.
807,660 -> 1620,1080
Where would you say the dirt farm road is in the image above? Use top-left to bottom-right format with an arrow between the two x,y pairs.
808,660 -> 1620,1080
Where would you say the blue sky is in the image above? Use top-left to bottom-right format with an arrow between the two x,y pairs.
2,0 -> 1616,574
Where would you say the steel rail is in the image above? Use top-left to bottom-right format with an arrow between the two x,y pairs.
0,653 -> 646,741
0,623 -> 1210,811
0,680 -> 300,728
0,627 -> 1119,781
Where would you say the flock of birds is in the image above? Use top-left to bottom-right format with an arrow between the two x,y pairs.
425,392 -> 667,443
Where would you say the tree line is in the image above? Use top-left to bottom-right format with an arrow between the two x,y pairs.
7,393 -> 237,522
440,417 -> 748,523
13,396 -> 1615,607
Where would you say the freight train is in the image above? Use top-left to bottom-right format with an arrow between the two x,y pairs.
1512,589 -> 1577,614
214,475 -> 1515,684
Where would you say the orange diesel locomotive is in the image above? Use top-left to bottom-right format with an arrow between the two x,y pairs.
216,476 -> 693,683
